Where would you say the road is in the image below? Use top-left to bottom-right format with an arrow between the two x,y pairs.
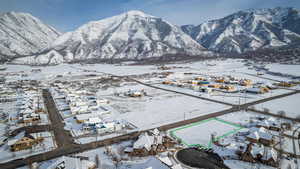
42,89 -> 74,147
1,71 -> 300,168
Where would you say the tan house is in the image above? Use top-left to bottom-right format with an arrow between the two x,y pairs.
8,133 -> 43,151
240,79 -> 252,86
220,85 -> 235,91
208,84 -> 221,88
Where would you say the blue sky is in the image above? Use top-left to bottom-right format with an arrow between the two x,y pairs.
1,0 -> 299,32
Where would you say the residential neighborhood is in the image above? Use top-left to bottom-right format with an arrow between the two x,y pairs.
0,1 -> 300,169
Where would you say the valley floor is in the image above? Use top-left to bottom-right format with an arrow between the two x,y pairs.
0,58 -> 299,169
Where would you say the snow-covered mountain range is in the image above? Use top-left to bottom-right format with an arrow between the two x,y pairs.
13,10 -> 207,65
181,7 -> 300,53
0,12 -> 60,62
2,7 -> 300,65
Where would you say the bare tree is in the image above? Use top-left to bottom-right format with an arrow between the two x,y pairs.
95,154 -> 101,169
296,115 -> 300,121
263,108 -> 270,113
277,110 -> 286,118
112,155 -> 121,169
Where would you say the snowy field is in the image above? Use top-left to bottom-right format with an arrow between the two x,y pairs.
266,63 -> 300,77
170,118 -> 242,148
2,59 -> 298,83
218,110 -> 291,126
0,59 -> 254,81
101,83 -> 230,130
225,160 -> 276,169
276,137 -> 300,155
254,93 -> 300,118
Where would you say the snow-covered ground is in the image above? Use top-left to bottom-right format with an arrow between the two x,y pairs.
170,118 -> 241,148
266,63 -> 300,77
102,84 -> 230,130
0,59 -> 251,82
218,110 -> 291,125
1,58 -> 299,168
225,160 -> 276,169
254,93 -> 300,118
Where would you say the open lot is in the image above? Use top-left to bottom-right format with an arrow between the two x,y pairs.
102,83 -> 230,130
169,118 -> 243,148
254,93 -> 300,118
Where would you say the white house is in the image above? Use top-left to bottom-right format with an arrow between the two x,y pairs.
47,156 -> 96,169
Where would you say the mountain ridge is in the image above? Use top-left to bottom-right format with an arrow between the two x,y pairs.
181,7 -> 300,53
12,10 -> 209,65
0,11 -> 61,62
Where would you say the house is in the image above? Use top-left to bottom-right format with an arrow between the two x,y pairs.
257,72 -> 264,75
215,78 -> 225,83
246,127 -> 274,146
265,83 -> 277,89
198,81 -> 210,85
162,81 -> 173,85
75,111 -> 106,123
103,122 -> 116,132
240,143 -> 256,163
281,123 -> 292,130
198,87 -> 213,93
133,132 -> 155,152
131,132 -> 165,156
228,80 -> 240,85
125,89 -> 146,97
96,99 -> 110,105
241,143 -> 278,167
70,105 -> 89,114
47,156 -> 96,169
275,82 -> 296,87
0,66 -> 7,71
195,77 -> 206,81
0,76 -> 5,84
0,136 -> 8,146
256,117 -> 281,132
83,117 -> 102,128
240,79 -> 252,86
188,80 -> 199,85
220,85 -> 235,92
246,87 -> 269,94
95,121 -> 122,134
19,113 -> 41,124
208,84 -> 221,88
8,132 -> 43,151
31,69 -> 41,73
129,130 -> 175,157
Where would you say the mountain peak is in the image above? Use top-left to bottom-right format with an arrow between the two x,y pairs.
125,10 -> 148,16
14,9 -> 207,65
237,7 -> 295,16
1,11 -> 33,18
181,7 -> 300,53
0,11 -> 61,61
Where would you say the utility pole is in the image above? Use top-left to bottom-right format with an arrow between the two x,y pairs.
292,126 -> 300,169
238,92 -> 241,110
